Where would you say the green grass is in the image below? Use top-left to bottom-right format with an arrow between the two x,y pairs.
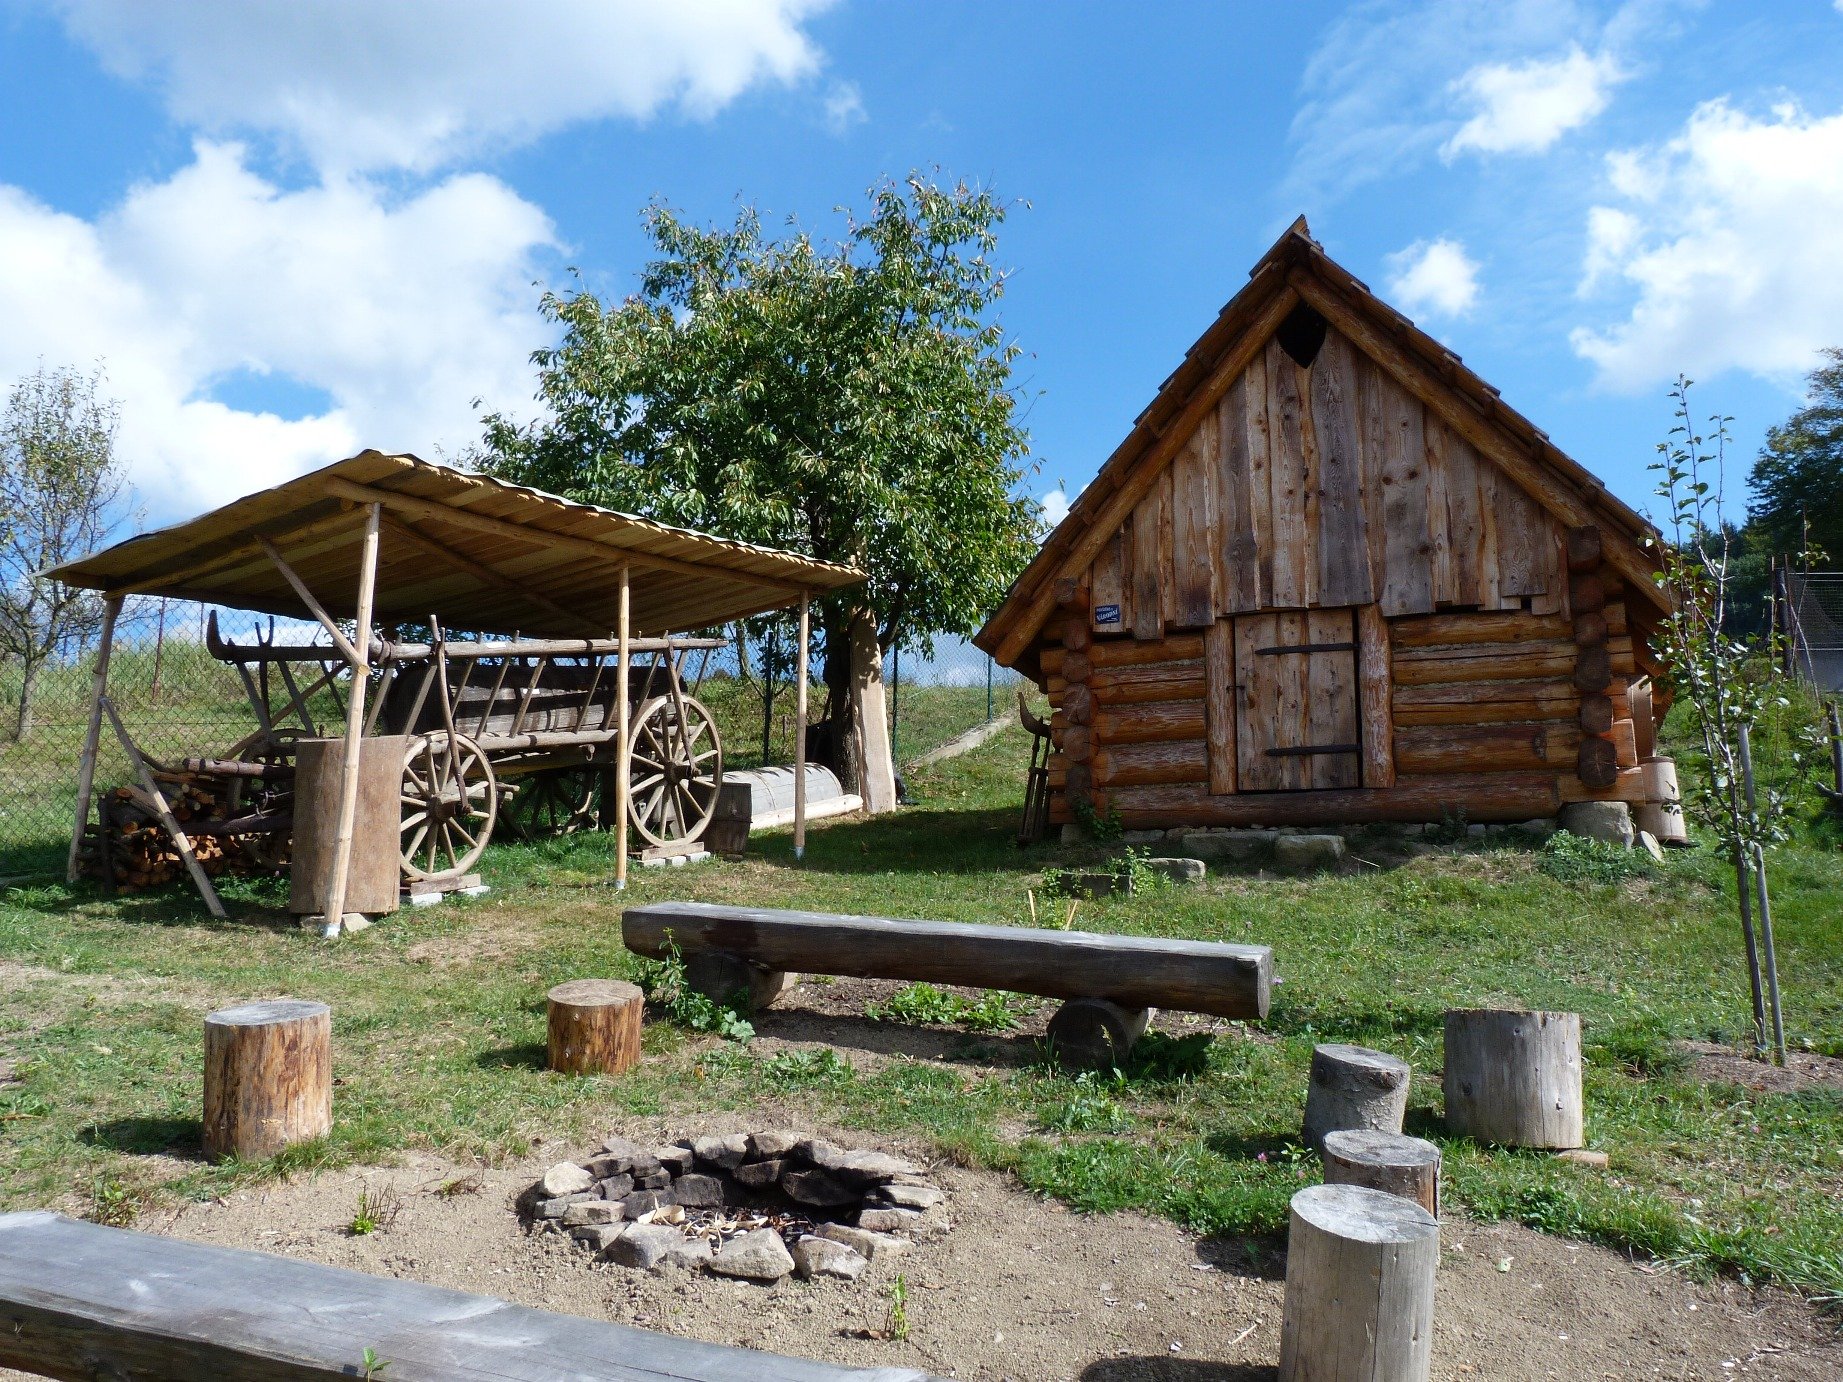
3,723 -> 1842,1302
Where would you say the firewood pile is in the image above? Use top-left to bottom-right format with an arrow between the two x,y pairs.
75,762 -> 291,894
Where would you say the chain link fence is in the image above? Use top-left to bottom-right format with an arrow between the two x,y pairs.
1784,572 -> 1843,693
0,599 -> 1022,877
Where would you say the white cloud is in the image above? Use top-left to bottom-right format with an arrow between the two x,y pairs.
823,81 -> 866,134
0,142 -> 557,517
1442,45 -> 1625,158
1039,488 -> 1071,531
43,0 -> 835,173
1571,99 -> 1843,391
1384,238 -> 1481,319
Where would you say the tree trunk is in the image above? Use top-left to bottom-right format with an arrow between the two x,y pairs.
13,655 -> 40,740
822,621 -> 863,795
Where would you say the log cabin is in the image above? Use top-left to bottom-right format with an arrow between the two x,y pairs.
974,218 -> 1681,835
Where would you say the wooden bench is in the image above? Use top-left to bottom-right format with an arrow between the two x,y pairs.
623,901 -> 1274,1067
0,1211 -> 937,1382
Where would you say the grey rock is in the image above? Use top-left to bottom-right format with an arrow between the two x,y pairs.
857,1207 -> 923,1234
1638,829 -> 1666,862
655,1144 -> 696,1176
1141,856 -> 1205,884
569,1223 -> 625,1252
1118,829 -> 1166,844
620,1189 -> 674,1218
598,1135 -> 648,1168
655,1236 -> 713,1274
561,1200 -> 622,1227
608,1223 -> 681,1270
1059,822 -> 1086,844
692,1133 -> 750,1171
539,1162 -> 595,1197
1559,800 -> 1634,848
815,1223 -> 908,1261
792,1236 -> 868,1281
874,1182 -> 944,1210
748,1129 -> 801,1161
1066,870 -> 1130,899
732,1158 -> 785,1188
1271,834 -> 1347,871
781,1169 -> 857,1207
833,1150 -> 923,1187
708,1227 -> 795,1281
793,1138 -> 844,1170
1512,818 -> 1559,839
673,1173 -> 725,1208
1466,823 -> 1488,838
1170,829 -> 1275,863
636,1169 -> 671,1190
533,1192 -> 595,1219
595,1173 -> 634,1201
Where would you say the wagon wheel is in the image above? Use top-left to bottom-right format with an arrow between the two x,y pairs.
400,732 -> 497,881
625,695 -> 723,849
500,766 -> 601,840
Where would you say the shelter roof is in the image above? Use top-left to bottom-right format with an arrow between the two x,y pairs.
46,451 -> 862,637
975,217 -> 1666,668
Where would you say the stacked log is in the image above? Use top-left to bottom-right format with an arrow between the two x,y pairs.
1049,583 -> 1098,812
76,766 -> 290,894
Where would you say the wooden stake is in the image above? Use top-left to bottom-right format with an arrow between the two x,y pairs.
794,591 -> 810,861
66,596 -> 122,884
100,697 -> 226,918
256,536 -> 365,670
1738,724 -> 1788,1066
616,563 -> 630,890
317,504 -> 381,937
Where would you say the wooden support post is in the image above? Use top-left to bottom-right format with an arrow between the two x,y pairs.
317,503 -> 381,937
100,697 -> 226,919
616,564 -> 630,891
545,980 -> 644,1075
255,537 -> 364,669
1321,1129 -> 1441,1218
202,999 -> 331,1160
1045,998 -> 1150,1071
1301,1043 -> 1410,1150
1443,1009 -> 1583,1148
1278,1184 -> 1439,1382
66,596 -> 122,884
794,591 -> 810,861
682,951 -> 799,1012
849,608 -> 898,814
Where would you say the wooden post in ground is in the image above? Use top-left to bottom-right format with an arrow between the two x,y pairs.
317,504 -> 381,936
546,980 -> 644,1075
202,999 -> 332,1160
1321,1129 -> 1441,1218
100,697 -> 226,919
1045,998 -> 1150,1071
66,596 -> 122,884
1443,1009 -> 1583,1148
616,564 -> 630,890
794,591 -> 810,861
1278,1183 -> 1439,1382
1301,1043 -> 1410,1150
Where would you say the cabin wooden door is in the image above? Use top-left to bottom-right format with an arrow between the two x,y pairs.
1232,609 -> 1361,791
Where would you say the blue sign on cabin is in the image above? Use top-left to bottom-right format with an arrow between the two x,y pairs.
1094,603 -> 1121,625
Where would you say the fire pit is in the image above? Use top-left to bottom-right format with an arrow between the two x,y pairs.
524,1130 -> 947,1283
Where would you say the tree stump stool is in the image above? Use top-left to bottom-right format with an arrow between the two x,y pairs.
1444,1009 -> 1583,1148
546,980 -> 644,1076
202,999 -> 332,1161
1279,1183 -> 1439,1382
1301,1043 -> 1411,1150
1045,998 -> 1150,1071
1321,1128 -> 1442,1218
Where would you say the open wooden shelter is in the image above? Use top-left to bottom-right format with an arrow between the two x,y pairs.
48,451 -> 862,927
976,219 -> 1678,833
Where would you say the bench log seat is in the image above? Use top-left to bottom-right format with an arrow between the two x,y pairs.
0,1211 -> 937,1382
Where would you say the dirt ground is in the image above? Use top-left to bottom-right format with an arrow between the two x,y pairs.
48,1128 -> 1826,1382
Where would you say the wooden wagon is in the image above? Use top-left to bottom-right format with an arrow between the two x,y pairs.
47,453 -> 862,927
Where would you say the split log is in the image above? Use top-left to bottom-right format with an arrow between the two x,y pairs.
1566,525 -> 1603,573
1060,726 -> 1093,763
1388,610 -> 1572,648
1045,998 -> 1150,1071
1103,775 -> 1563,827
202,1000 -> 332,1161
1091,739 -> 1209,788
1391,642 -> 1579,686
1577,736 -> 1619,789
1321,1129 -> 1441,1218
1278,1184 -> 1438,1382
1085,662 -> 1208,705
1443,1009 -> 1583,1149
546,980 -> 644,1076
1391,679 -> 1580,728
1061,651 -> 1092,685
1629,680 -> 1656,760
1393,721 -> 1579,774
1061,682 -> 1095,727
1053,577 -> 1089,612
289,736 -> 406,917
1569,572 -> 1606,613
1061,619 -> 1092,653
1578,694 -> 1614,736
1572,610 -> 1608,647
1572,644 -> 1612,694
1090,700 -> 1206,744
1302,1043 -> 1411,1150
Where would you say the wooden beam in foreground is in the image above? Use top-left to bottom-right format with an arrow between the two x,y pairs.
0,1211 -> 939,1382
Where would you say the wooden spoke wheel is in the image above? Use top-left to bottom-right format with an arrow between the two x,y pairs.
625,695 -> 723,849
400,732 -> 497,881
500,765 -> 602,841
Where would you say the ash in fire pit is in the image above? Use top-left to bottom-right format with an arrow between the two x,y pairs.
524,1131 -> 946,1283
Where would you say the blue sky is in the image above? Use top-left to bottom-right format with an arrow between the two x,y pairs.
3,1 -> 1842,537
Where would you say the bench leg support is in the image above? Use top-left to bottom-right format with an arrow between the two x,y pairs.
1046,998 -> 1151,1071
685,951 -> 799,1012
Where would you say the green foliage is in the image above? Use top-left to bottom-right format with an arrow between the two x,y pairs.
631,935 -> 754,1044
1036,1072 -> 1134,1133
1748,347 -> 1843,568
1069,791 -> 1123,841
866,981 -> 1033,1033
884,1273 -> 911,1342
348,1182 -> 401,1236
360,1346 -> 392,1379
86,1174 -> 139,1227
1538,832 -> 1657,885
755,1047 -> 857,1091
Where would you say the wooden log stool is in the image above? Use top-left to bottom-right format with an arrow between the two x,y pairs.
202,1000 -> 332,1161
1279,1183 -> 1439,1382
546,980 -> 644,1076
1301,1043 -> 1411,1150
1045,998 -> 1150,1071
1321,1128 -> 1441,1218
1444,1008 -> 1583,1148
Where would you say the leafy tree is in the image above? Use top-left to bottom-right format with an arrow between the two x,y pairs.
1748,347 -> 1843,565
0,364 -> 129,739
482,176 -> 1040,789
